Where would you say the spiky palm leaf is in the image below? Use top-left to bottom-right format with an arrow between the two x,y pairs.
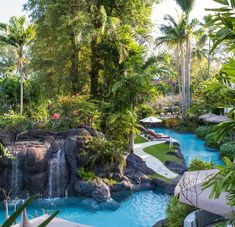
175,0 -> 195,14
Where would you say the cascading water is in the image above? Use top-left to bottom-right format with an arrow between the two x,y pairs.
11,152 -> 23,198
48,149 -> 66,198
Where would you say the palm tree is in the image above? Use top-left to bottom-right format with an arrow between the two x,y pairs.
156,15 -> 187,114
175,0 -> 197,111
0,16 -> 35,115
192,33 -> 208,78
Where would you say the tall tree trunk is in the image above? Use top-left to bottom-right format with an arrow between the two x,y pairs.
207,38 -> 211,79
180,43 -> 186,116
90,37 -> 99,97
69,30 -> 79,95
176,45 -> 181,94
128,130 -> 134,153
20,76 -> 23,116
89,3 -> 102,98
185,38 -> 191,111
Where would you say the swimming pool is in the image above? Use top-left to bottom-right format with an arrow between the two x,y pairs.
0,129 -> 223,227
0,190 -> 170,227
153,128 -> 224,166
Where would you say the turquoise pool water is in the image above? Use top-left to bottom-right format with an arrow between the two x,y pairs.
0,129 -> 223,227
0,190 -> 170,227
153,128 -> 224,166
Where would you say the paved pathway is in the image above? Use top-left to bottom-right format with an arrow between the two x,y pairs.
134,141 -> 178,179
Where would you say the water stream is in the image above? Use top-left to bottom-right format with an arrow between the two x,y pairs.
48,149 -> 66,198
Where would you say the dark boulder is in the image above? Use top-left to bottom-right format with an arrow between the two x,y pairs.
110,180 -> 133,200
100,198 -> 120,211
91,183 -> 111,202
151,175 -> 181,195
152,219 -> 168,227
75,180 -> 111,202
165,160 -> 186,175
24,172 -> 48,196
126,153 -> 155,175
78,126 -> 98,137
80,198 -> 100,211
0,132 -> 15,145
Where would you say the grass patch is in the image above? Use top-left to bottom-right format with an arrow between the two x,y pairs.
134,135 -> 148,144
144,143 -> 182,164
148,173 -> 171,183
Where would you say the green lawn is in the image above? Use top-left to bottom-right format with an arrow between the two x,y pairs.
144,143 -> 182,164
134,135 -> 148,144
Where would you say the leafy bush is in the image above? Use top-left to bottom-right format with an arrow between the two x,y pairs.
167,196 -> 195,227
175,117 -> 199,132
136,104 -> 155,120
195,126 -> 213,139
58,95 -> 100,129
86,137 -> 126,174
205,132 -> 230,149
188,159 -> 214,171
220,142 -> 235,161
0,110 -> 30,132
77,168 -> 97,181
165,118 -> 178,128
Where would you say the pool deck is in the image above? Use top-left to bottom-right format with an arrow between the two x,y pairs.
12,214 -> 92,227
134,141 -> 179,179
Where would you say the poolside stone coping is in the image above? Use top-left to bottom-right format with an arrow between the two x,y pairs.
12,214 -> 92,227
134,140 -> 179,179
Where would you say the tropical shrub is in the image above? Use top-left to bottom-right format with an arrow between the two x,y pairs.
104,110 -> 137,145
220,142 -> 235,161
188,159 -> 213,171
0,111 -> 30,132
77,168 -> 97,181
167,196 -> 195,227
57,95 -> 100,129
0,143 -> 13,159
195,126 -> 213,139
165,118 -> 178,128
136,104 -> 155,120
85,137 -> 126,174
175,117 -> 199,132
205,132 -> 230,149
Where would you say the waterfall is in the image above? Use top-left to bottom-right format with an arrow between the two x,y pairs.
11,153 -> 23,197
48,149 -> 66,198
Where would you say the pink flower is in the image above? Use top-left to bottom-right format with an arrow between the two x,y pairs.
52,113 -> 60,120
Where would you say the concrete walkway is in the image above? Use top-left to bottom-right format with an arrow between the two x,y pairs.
134,141 -> 178,179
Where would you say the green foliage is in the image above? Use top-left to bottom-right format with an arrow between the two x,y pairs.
86,137 -> 126,173
220,142 -> 235,161
205,132 -> 230,149
104,110 -> 137,144
0,143 -> 14,159
155,81 -> 174,96
167,196 -> 195,227
38,211 -> 60,227
195,126 -> 214,139
165,118 -> 178,128
203,157 -> 235,207
136,104 -> 155,121
77,168 -> 97,181
175,117 -> 199,132
0,111 -> 30,132
56,95 -> 100,129
188,159 -> 213,171
205,132 -> 221,148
